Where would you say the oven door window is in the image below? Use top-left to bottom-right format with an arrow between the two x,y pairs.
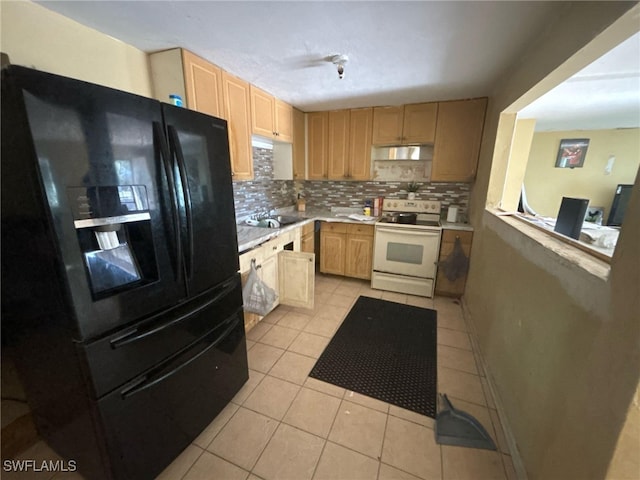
386,242 -> 424,264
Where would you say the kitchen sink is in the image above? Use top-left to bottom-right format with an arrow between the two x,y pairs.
272,215 -> 301,226
245,214 -> 301,228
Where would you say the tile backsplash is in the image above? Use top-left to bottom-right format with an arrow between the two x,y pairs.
232,147 -> 296,220
233,147 -> 470,222
300,180 -> 470,219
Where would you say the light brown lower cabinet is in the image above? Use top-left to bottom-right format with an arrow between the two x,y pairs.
301,222 -> 315,254
320,222 -> 374,280
239,227 -> 314,331
435,229 -> 473,297
320,223 -> 346,275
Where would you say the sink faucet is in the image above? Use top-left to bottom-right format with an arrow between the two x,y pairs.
252,210 -> 271,221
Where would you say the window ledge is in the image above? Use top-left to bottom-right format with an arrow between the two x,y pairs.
485,208 -> 611,282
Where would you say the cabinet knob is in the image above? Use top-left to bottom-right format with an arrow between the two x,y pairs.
231,171 -> 235,176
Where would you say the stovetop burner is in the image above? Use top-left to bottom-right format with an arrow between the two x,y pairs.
378,199 -> 442,229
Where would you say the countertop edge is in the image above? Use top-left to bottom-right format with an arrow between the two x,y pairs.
238,214 -> 472,253
237,213 -> 378,253
440,221 -> 474,231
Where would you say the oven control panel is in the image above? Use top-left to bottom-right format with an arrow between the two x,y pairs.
382,199 -> 441,214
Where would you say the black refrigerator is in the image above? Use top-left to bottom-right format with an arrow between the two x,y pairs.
1,65 -> 248,479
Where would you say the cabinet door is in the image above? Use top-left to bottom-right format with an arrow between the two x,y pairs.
403,103 -> 437,144
182,50 -> 225,119
278,251 -> 315,309
432,98 -> 487,182
372,106 -> 403,145
260,254 -> 280,309
345,234 -> 374,280
327,110 -> 351,180
149,48 -> 187,105
301,232 -> 314,254
301,222 -> 315,253
348,108 -> 373,180
274,99 -> 293,142
222,72 -> 254,180
292,108 -> 306,180
250,85 -> 275,139
320,231 -> 345,275
307,112 -> 328,180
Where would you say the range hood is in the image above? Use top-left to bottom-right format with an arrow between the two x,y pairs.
371,144 -> 433,161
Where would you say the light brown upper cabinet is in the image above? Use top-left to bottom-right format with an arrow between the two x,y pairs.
149,48 -> 225,119
348,108 -> 374,180
327,110 -> 351,179
250,86 -> 274,138
292,108 -> 306,180
274,99 -> 293,142
250,86 -> 293,142
222,71 -> 254,180
322,108 -> 373,181
372,103 -> 437,145
307,112 -> 329,180
432,98 -> 487,182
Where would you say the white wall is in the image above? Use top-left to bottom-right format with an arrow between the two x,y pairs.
0,0 -> 152,97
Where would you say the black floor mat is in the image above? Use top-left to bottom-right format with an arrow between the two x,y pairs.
309,296 -> 437,418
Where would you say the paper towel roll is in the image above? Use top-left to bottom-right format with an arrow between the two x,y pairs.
446,206 -> 458,223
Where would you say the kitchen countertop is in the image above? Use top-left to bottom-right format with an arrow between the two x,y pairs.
237,209 -> 473,253
440,221 -> 474,231
237,208 -> 379,253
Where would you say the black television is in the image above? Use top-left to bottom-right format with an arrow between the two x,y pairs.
606,184 -> 633,226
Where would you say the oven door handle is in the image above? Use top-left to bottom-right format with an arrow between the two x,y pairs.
376,226 -> 441,236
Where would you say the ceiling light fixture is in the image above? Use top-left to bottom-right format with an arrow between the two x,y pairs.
332,54 -> 349,79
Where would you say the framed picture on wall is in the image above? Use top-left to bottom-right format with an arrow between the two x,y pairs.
555,138 -> 589,168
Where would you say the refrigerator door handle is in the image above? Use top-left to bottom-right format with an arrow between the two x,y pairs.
168,125 -> 194,280
119,313 -> 241,400
153,121 -> 183,282
110,275 -> 238,349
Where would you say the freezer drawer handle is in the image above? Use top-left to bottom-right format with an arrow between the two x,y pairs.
119,313 -> 241,400
110,276 -> 238,349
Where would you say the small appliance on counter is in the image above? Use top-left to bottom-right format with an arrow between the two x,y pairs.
446,206 -> 459,223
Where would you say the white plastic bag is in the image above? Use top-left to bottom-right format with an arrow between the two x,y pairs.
242,259 -> 278,316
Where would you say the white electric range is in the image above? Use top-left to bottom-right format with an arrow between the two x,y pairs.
371,199 -> 442,298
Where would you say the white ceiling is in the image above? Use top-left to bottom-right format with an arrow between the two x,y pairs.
519,31 -> 640,131
35,1 -> 640,130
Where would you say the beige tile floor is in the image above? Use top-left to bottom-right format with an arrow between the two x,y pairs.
7,274 -> 517,480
